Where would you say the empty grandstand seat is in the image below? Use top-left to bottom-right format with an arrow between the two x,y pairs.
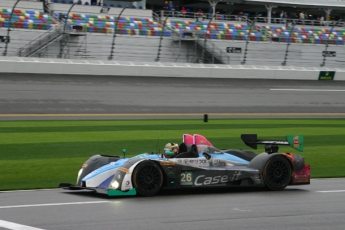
84,2 -> 89,5
117,4 -> 122,7
110,4 -> 115,7
53,0 -> 59,2
131,5 -> 136,9
139,6 -> 143,9
61,0 -> 66,3
103,3 -> 107,6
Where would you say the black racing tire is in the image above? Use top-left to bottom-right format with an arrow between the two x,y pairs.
132,161 -> 163,196
263,156 -> 292,191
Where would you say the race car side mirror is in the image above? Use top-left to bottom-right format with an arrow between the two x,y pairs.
203,152 -> 212,160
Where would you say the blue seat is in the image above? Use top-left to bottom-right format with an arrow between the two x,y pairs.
139,6 -> 143,9
53,0 -> 58,3
103,3 -> 107,6
69,0 -> 73,4
131,5 -> 136,9
61,0 -> 66,4
117,4 -> 122,8
84,2 -> 89,5
211,34 -> 217,39
337,40 -> 344,45
110,4 -> 115,7
92,2 -> 96,5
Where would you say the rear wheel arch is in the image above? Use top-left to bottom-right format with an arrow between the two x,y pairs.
262,155 -> 292,190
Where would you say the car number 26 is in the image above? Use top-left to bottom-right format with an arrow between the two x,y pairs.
180,172 -> 193,185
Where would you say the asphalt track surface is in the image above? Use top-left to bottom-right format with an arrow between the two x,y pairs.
0,73 -> 345,120
1,179 -> 345,230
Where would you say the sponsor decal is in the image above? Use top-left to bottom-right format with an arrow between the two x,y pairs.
182,159 -> 208,165
180,172 -> 193,185
231,171 -> 242,181
226,47 -> 242,53
160,161 -> 175,166
82,164 -> 88,168
293,177 -> 309,183
293,136 -> 300,149
167,167 -> 175,175
125,181 -> 131,187
194,175 -> 228,186
212,159 -> 226,167
318,71 -> 335,80
118,167 -> 130,173
255,179 -> 261,184
262,141 -> 288,144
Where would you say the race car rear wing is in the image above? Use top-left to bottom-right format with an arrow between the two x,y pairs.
241,134 -> 304,153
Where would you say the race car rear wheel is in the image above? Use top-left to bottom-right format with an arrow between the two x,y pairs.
132,161 -> 163,196
263,156 -> 292,191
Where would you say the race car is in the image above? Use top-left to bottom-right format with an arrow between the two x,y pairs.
59,134 -> 310,197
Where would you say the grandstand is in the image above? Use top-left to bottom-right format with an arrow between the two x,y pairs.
0,0 -> 344,67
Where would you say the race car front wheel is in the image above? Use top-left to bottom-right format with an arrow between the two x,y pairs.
132,161 -> 163,196
263,156 -> 292,191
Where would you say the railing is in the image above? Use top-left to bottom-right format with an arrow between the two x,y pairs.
17,24 -> 62,57
156,10 -> 345,27
195,33 -> 229,64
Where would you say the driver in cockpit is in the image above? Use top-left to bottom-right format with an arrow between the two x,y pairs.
163,142 -> 179,158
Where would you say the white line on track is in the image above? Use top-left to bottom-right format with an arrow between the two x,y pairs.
0,219 -> 46,230
316,190 -> 345,193
0,201 -> 110,209
0,189 -> 58,193
270,89 -> 345,92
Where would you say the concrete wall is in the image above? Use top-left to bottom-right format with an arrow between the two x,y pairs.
0,57 -> 344,81
0,28 -> 47,56
211,40 -> 345,68
24,33 -> 189,62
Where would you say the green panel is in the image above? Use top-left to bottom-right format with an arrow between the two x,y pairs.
286,135 -> 304,152
108,188 -> 137,196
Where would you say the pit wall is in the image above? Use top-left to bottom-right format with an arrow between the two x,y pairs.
0,57 -> 344,81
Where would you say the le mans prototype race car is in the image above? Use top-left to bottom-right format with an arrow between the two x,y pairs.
59,134 -> 310,197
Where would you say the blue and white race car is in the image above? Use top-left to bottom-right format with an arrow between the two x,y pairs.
59,134 -> 310,196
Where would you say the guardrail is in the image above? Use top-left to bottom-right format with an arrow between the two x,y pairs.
157,10 -> 345,28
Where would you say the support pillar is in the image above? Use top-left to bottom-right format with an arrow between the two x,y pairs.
265,4 -> 277,24
208,0 -> 220,19
323,8 -> 332,21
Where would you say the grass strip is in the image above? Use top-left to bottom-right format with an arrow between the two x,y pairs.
0,118 -> 344,190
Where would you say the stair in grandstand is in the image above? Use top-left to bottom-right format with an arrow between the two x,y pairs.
195,35 -> 229,64
17,23 -> 65,57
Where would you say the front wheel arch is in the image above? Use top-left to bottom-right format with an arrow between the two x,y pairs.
132,160 -> 163,196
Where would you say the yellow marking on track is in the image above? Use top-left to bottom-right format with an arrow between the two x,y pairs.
0,113 -> 345,117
